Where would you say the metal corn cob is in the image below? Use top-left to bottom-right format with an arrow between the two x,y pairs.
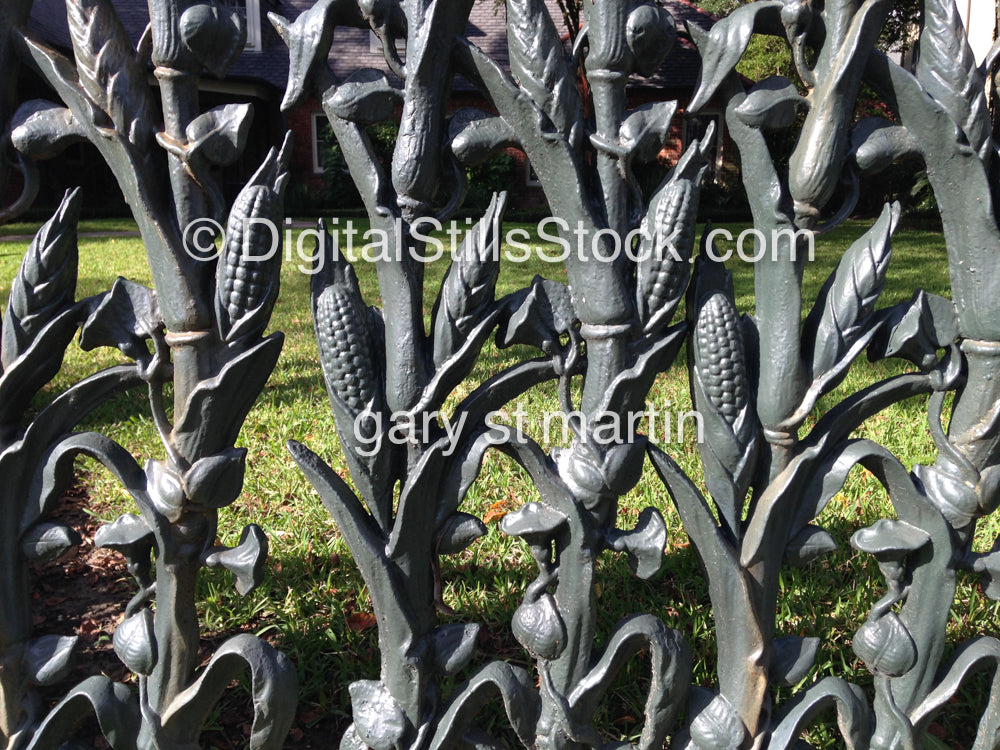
311,224 -> 381,415
688,252 -> 758,535
216,134 -> 291,341
694,290 -> 748,427
635,128 -> 714,332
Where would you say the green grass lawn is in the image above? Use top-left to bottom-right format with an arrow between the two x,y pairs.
5,215 -> 997,746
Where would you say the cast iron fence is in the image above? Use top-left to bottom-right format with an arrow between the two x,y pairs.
1,0 -> 999,748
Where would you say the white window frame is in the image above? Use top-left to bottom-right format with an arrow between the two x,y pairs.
312,111 -> 327,174
525,160 -> 541,187
244,0 -> 262,52
219,0 -> 261,52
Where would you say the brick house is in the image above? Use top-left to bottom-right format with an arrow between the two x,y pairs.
21,0 -> 722,215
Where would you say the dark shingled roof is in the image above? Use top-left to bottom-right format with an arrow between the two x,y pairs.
26,0 -> 715,96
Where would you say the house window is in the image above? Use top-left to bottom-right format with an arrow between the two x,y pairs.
525,160 -> 541,187
683,112 -> 723,176
219,0 -> 262,52
312,112 -> 332,174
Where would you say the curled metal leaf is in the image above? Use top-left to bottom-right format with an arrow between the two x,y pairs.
734,76 -> 808,130
784,524 -> 838,567
497,276 -> 575,353
20,522 -> 81,563
183,447 -> 248,509
868,290 -> 958,370
10,99 -> 87,159
770,635 -> 820,687
325,68 -> 402,125
179,1 -> 247,78
113,608 -> 157,675
688,692 -> 745,750
429,623 -> 480,676
204,524 -> 268,596
501,501 -> 568,543
436,512 -> 488,556
853,613 -> 917,677
145,459 -> 185,522
349,680 -> 409,750
25,634 -> 77,686
511,593 -> 566,660
185,103 -> 254,165
79,277 -> 161,363
604,506 -> 667,580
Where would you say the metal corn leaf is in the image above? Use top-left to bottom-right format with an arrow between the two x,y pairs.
25,675 -> 140,750
429,661 -> 540,749
568,614 -> 691,750
173,333 -> 284,460
803,201 -> 899,382
65,0 -> 153,148
26,431 -> 147,536
0,306 -> 80,427
268,1 -> 342,112
685,1 -> 785,113
598,322 -> 685,418
506,0 -> 582,140
767,677 -> 872,750
917,0 -> 993,161
160,634 -> 297,750
17,365 -> 141,474
3,188 -> 80,369
287,439 -> 386,562
647,444 -> 735,569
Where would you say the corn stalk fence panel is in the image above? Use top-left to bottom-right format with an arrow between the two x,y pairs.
0,0 -> 998,748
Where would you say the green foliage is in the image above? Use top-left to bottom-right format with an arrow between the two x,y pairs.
463,153 -> 516,212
